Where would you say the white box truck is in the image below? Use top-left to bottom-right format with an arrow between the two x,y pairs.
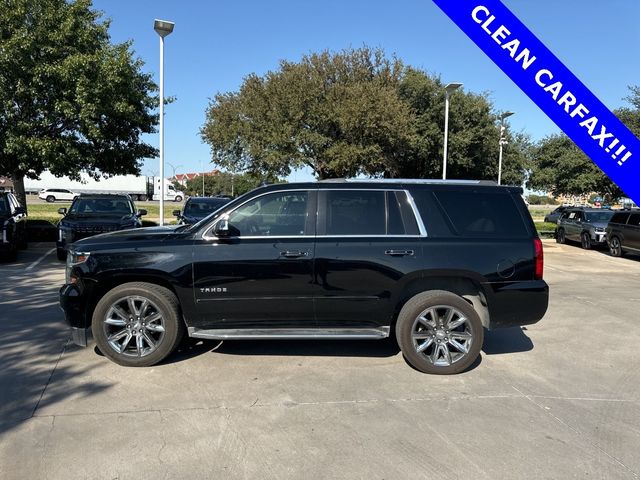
24,171 -> 183,202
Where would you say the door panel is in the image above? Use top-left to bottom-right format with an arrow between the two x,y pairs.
313,189 -> 423,328
314,237 -> 422,328
191,189 -> 316,329
626,213 -> 640,250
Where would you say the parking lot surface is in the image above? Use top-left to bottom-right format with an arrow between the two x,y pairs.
0,241 -> 639,479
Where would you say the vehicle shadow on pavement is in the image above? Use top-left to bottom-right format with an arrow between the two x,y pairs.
482,327 -> 534,355
160,337 -> 401,363
0,268 -> 112,437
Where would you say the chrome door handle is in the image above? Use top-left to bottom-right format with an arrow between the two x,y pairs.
280,250 -> 309,258
385,249 -> 414,257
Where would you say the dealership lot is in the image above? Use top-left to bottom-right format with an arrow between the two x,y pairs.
0,241 -> 639,479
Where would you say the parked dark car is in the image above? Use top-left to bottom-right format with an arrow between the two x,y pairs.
60,180 -> 548,374
544,206 -> 569,224
173,196 -> 231,225
0,192 -> 28,261
56,194 -> 146,261
606,210 -> 640,257
555,207 -> 614,249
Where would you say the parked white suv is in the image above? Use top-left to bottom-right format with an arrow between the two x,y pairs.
39,188 -> 77,202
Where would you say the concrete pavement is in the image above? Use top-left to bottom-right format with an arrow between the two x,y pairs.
0,241 -> 639,479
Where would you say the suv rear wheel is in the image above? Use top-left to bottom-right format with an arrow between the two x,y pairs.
396,290 -> 483,374
92,282 -> 185,367
609,236 -> 624,257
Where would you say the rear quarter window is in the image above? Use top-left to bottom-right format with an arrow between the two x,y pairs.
609,212 -> 630,225
433,190 -> 529,237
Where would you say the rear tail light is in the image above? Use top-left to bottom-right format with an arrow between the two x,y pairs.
533,237 -> 544,280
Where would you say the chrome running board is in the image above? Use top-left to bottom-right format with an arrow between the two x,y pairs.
188,326 -> 390,340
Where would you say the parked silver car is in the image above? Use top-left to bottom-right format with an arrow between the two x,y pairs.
556,208 -> 614,249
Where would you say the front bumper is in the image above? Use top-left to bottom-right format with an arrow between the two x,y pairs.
60,283 -> 90,347
591,232 -> 607,244
485,280 -> 549,329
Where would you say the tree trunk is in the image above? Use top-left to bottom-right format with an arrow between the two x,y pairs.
11,174 -> 28,214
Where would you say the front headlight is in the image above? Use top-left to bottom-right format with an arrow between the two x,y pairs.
65,250 -> 90,284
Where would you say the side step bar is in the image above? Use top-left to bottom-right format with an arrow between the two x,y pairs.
188,326 -> 390,340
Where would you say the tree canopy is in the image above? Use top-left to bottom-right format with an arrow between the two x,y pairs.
201,47 -> 529,184
527,86 -> 640,201
181,172 -> 280,198
0,0 -> 158,208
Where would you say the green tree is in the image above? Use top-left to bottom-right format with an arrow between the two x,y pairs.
201,48 -> 529,185
0,0 -> 158,210
528,87 -> 640,200
183,172 -> 279,197
396,68 -> 529,184
201,47 -> 413,179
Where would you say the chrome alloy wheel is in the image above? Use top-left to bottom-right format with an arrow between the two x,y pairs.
103,295 -> 166,357
411,305 -> 473,367
610,237 -> 622,256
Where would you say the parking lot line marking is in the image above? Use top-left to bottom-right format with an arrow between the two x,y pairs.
25,247 -> 56,271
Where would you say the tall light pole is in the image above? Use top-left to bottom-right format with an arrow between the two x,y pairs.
498,111 -> 515,185
154,19 -> 174,225
442,82 -> 463,179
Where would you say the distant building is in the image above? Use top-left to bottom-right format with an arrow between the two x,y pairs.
0,176 -> 14,192
172,169 -> 220,187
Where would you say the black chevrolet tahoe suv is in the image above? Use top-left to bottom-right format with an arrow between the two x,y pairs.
60,180 -> 548,374
56,194 -> 146,261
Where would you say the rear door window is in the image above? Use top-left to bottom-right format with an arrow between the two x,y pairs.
610,212 -> 630,224
433,190 -> 529,237
628,213 -> 640,226
317,190 -> 420,236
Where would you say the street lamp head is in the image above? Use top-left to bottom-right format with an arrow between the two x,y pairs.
500,111 -> 515,121
444,82 -> 463,93
154,19 -> 175,38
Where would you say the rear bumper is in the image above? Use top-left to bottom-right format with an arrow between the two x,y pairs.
485,280 -> 549,329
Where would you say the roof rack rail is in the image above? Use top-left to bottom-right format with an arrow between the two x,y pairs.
318,178 -> 498,185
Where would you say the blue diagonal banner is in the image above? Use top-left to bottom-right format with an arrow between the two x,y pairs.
433,0 -> 640,203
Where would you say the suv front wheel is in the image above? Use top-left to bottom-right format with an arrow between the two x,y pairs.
92,282 -> 185,367
396,290 -> 483,375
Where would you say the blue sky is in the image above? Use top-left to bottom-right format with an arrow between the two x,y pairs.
93,0 -> 640,182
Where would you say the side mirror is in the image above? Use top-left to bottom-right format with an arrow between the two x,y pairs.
58,207 -> 67,215
172,210 -> 181,217
14,207 -> 26,215
137,209 -> 147,217
214,215 -> 230,237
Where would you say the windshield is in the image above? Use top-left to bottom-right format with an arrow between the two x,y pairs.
69,197 -> 133,215
184,198 -> 229,217
584,211 -> 614,223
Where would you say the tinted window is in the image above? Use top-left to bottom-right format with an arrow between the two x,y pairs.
434,191 -> 528,237
324,190 -> 385,235
610,212 -> 630,224
69,197 -> 133,215
227,191 -> 308,236
628,214 -> 640,226
584,211 -> 614,223
0,196 -> 7,214
387,191 -> 420,235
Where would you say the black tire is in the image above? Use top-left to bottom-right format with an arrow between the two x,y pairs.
46,195 -> 55,203
609,236 -> 624,257
56,248 -> 67,261
395,290 -> 483,375
174,195 -> 183,203
138,194 -> 147,201
556,228 -> 566,244
581,232 -> 592,250
91,282 -> 185,367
